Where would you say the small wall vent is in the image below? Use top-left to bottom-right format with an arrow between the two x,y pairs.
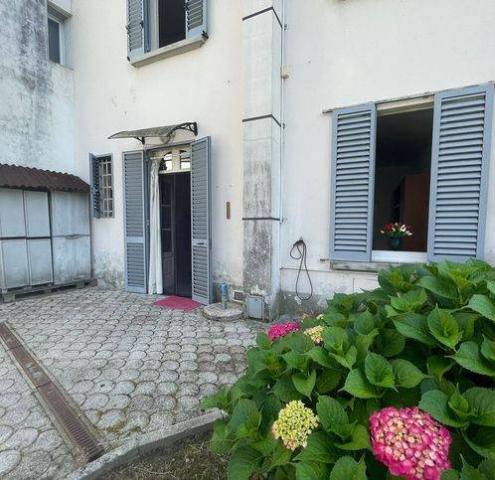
232,290 -> 245,302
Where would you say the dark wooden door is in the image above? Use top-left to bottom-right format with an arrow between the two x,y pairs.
160,175 -> 175,294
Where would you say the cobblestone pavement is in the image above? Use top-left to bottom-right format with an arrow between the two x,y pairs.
0,288 -> 263,479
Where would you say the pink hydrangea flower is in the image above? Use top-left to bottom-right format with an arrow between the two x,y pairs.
267,321 -> 300,341
370,407 -> 452,480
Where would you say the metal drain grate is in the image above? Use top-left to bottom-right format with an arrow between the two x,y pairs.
0,323 -> 105,463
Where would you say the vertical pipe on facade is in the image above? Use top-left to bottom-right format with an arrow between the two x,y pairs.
278,0 -> 286,280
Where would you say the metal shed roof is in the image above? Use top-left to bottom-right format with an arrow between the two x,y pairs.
0,164 -> 90,193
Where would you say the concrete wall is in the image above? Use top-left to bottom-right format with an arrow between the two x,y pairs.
70,0 -> 244,288
0,0 -> 75,174
280,0 -> 495,312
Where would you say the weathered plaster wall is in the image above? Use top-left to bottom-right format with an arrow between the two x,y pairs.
0,0 -> 75,174
279,0 -> 495,312
70,0 -> 244,289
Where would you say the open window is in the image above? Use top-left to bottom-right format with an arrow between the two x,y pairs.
330,84 -> 493,265
372,106 -> 433,262
127,0 -> 208,64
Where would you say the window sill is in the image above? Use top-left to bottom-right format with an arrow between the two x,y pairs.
130,36 -> 206,67
331,251 -> 427,273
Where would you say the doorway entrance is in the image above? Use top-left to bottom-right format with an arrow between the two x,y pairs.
159,172 -> 192,297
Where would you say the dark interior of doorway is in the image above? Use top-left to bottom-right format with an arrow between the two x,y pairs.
160,172 -> 192,298
158,0 -> 186,48
372,108 -> 434,252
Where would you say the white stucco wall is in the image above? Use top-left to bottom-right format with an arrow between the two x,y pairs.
0,0 -> 75,174
70,0 -> 244,288
280,0 -> 495,307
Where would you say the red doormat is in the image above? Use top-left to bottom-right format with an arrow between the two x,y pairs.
154,296 -> 201,311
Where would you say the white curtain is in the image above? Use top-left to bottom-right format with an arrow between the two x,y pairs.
148,158 -> 163,294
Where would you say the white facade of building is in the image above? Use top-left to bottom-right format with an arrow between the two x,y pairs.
2,0 -> 495,317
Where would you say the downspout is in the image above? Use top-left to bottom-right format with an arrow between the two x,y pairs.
278,0 -> 287,302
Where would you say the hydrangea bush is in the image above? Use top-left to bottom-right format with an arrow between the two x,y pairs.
202,260 -> 495,479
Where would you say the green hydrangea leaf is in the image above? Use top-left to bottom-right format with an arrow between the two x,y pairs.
284,351 -> 310,372
353,310 -> 376,335
468,294 -> 495,323
294,431 -> 339,464
316,395 -> 348,434
365,353 -> 395,389
323,327 -> 349,354
464,388 -> 495,427
428,355 -> 455,381
451,342 -> 495,377
454,312 -> 479,341
481,336 -> 495,363
391,359 -> 428,389
256,332 -> 271,349
448,388 -> 472,421
460,462 -> 486,480
272,377 -> 302,402
268,441 -> 292,470
210,419 -> 233,454
442,470 -> 460,480
418,275 -> 459,300
329,456 -> 367,480
295,461 -> 329,480
330,346 -> 358,370
227,446 -> 262,480
306,347 -> 333,368
201,386 -> 230,411
419,390 -> 468,427
463,426 -> 495,459
375,328 -> 406,357
390,288 -> 428,313
228,399 -> 261,438
427,307 -> 463,349
343,369 -> 382,399
393,313 -> 435,346
292,370 -> 317,399
315,369 -> 342,394
334,424 -> 370,451
479,458 -> 495,479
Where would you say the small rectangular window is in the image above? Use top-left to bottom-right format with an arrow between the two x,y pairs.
48,17 -> 61,63
91,155 -> 114,218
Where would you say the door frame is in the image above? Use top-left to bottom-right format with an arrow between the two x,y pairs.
144,141 -> 192,295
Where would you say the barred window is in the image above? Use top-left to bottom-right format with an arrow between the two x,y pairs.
91,155 -> 114,218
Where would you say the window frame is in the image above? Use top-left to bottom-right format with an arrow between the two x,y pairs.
47,5 -> 68,65
92,154 -> 114,219
128,0 -> 207,67
371,98 -> 434,263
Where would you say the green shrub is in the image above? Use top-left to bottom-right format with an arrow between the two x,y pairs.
202,260 -> 495,479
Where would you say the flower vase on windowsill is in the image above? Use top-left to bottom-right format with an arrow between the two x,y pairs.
388,237 -> 404,251
380,223 -> 413,251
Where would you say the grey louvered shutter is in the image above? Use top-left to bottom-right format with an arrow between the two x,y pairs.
186,0 -> 208,39
127,0 -> 144,61
89,154 -> 101,218
330,104 -> 377,262
427,84 -> 494,262
191,137 -> 212,304
123,151 -> 147,293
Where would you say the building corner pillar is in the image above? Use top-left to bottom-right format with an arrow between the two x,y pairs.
242,0 -> 284,320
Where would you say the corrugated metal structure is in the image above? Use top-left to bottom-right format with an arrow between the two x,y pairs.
0,164 -> 92,297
